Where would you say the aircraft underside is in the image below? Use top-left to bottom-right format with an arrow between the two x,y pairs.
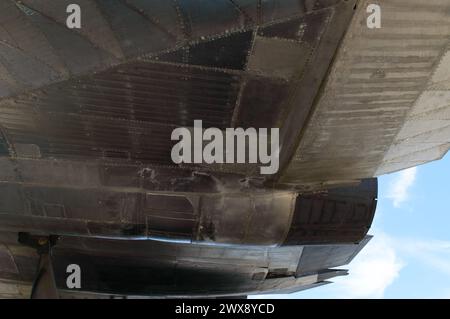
0,0 -> 449,298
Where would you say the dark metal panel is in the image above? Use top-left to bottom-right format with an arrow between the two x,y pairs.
296,236 -> 371,275
145,194 -> 197,239
157,31 -> 254,70
0,61 -> 242,165
283,179 -> 377,245
0,174 -> 375,245
42,235 -> 368,297
236,78 -> 290,128
176,0 -> 244,38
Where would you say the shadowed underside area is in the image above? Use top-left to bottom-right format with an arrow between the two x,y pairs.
0,0 -> 449,298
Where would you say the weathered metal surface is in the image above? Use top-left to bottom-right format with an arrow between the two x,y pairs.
377,44 -> 450,174
280,0 -> 450,186
47,235 -> 370,297
0,156 -> 377,245
0,232 -> 37,298
0,0 -> 353,179
4,0 -> 449,185
1,0 -> 448,298
0,229 -> 370,298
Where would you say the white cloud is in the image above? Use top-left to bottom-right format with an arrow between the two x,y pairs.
331,234 -> 404,298
251,234 -> 450,299
329,235 -> 450,299
249,233 -> 405,299
394,238 -> 450,277
387,167 -> 417,207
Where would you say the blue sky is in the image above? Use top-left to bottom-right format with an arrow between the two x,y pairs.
258,153 -> 450,299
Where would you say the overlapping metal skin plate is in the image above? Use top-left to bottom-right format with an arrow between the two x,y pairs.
280,0 -> 450,186
1,0 -> 448,187
0,0 -> 353,177
0,159 -> 376,297
0,229 -> 370,298
3,0 -> 443,298
48,235 -> 370,297
0,156 -> 377,246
